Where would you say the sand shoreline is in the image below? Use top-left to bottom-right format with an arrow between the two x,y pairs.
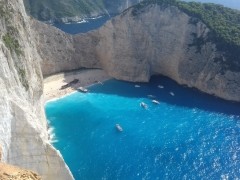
43,69 -> 111,103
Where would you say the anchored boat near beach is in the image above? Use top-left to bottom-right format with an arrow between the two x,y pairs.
77,87 -> 88,93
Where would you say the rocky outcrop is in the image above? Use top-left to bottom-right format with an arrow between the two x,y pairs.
0,163 -> 41,180
35,4 -> 240,102
0,0 -> 73,179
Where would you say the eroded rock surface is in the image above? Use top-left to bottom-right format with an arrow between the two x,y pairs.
0,163 -> 41,180
0,0 -> 73,179
34,4 -> 240,101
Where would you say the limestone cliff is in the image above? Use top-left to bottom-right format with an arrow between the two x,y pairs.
35,3 -> 240,102
0,0 -> 73,179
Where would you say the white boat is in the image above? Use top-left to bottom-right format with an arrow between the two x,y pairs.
147,95 -> 156,99
158,85 -> 164,89
97,81 -> 103,85
77,87 -> 88,93
169,92 -> 175,96
140,102 -> 148,109
76,19 -> 87,24
135,85 -> 140,88
115,124 -> 123,132
152,100 -> 160,104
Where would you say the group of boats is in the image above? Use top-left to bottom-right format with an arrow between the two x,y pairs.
116,84 -> 176,132
140,99 -> 160,109
76,81 -> 103,93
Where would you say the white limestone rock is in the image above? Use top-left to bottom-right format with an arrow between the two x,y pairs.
0,0 -> 73,179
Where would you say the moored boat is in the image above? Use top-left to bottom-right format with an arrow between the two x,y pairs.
77,87 -> 88,93
115,124 -> 123,132
147,95 -> 156,99
158,85 -> 164,89
140,102 -> 148,109
152,100 -> 160,104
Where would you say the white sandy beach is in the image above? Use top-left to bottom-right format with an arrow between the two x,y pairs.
44,69 -> 110,102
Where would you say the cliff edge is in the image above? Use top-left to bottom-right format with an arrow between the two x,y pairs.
0,0 -> 73,179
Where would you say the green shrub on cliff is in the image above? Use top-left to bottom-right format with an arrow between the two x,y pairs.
176,1 -> 240,71
133,0 -> 240,47
3,33 -> 22,56
132,0 -> 240,71
176,1 -> 240,47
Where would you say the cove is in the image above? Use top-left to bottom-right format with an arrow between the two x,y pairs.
45,76 -> 240,179
53,15 -> 111,34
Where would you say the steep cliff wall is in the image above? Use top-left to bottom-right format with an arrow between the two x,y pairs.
94,4 -> 240,101
35,3 -> 240,102
0,0 -> 73,179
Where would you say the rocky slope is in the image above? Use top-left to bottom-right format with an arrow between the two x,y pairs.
0,163 -> 41,180
34,3 -> 240,102
0,0 -> 73,179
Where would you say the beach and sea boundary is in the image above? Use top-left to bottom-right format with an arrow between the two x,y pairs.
44,69 -> 110,102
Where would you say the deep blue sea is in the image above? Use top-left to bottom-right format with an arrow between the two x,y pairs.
45,76 -> 240,180
53,15 -> 111,34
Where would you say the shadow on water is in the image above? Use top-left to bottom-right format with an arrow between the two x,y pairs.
88,75 -> 240,116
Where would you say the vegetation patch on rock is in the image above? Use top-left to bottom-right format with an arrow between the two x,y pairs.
131,0 -> 240,71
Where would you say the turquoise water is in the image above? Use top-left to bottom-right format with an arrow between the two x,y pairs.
45,76 -> 240,179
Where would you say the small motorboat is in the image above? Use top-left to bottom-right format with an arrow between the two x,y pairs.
158,85 -> 164,89
135,85 -> 141,88
140,102 -> 148,109
169,92 -> 175,96
97,81 -> 103,85
152,100 -> 160,104
115,124 -> 123,132
77,87 -> 88,93
147,95 -> 156,99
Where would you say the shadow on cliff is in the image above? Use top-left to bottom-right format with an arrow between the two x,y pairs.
87,75 -> 240,116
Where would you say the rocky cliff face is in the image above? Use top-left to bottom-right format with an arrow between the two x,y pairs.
0,0 -> 73,179
95,5 -> 240,102
35,4 -> 240,102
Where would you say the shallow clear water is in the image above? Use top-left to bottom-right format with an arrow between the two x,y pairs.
45,76 -> 240,180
